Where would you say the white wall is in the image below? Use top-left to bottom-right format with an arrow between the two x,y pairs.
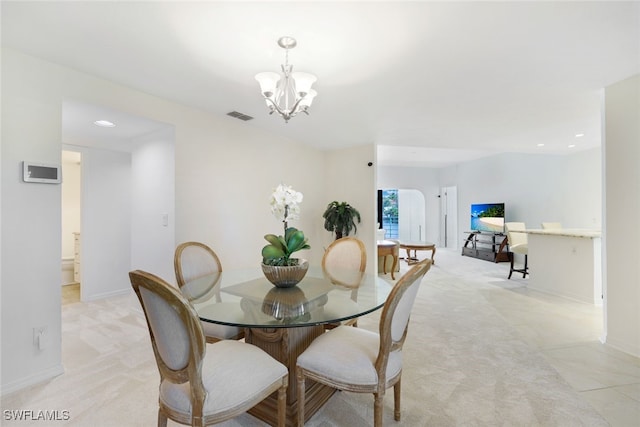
378,151 -> 601,247
2,51 -> 64,389
324,146 -> 377,274
562,148 -> 602,228
439,151 -> 601,245
131,128 -> 175,283
174,115 -> 327,270
604,74 -> 640,357
451,153 -> 566,238
80,147 -> 132,301
1,48 -> 367,393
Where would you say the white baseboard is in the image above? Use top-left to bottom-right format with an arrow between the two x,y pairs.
1,364 -> 64,396
82,288 -> 131,302
604,336 -> 640,359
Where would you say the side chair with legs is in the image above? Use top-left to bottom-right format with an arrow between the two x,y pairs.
174,241 -> 244,343
321,237 -> 367,329
505,222 -> 529,279
129,270 -> 288,427
296,259 -> 432,427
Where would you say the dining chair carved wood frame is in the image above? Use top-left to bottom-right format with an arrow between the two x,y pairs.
174,241 -> 244,343
296,259 -> 432,427
130,270 -> 288,427
321,236 -> 367,329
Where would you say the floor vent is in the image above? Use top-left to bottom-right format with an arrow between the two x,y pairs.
227,111 -> 254,121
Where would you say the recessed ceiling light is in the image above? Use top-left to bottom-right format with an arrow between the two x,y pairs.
575,133 -> 584,138
94,120 -> 115,127
568,144 -> 576,148
537,143 -> 545,147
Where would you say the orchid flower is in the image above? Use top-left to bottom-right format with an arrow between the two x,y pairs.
270,184 -> 303,229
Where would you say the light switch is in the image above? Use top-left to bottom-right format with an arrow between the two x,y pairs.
33,326 -> 48,350
161,213 -> 169,227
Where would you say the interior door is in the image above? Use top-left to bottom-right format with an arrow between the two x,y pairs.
440,186 -> 458,248
398,189 -> 426,242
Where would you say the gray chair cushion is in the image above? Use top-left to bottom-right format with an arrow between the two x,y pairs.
160,340 -> 287,417
297,325 -> 402,386
200,322 -> 242,340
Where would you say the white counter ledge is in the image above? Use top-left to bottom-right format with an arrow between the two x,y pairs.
523,229 -> 602,305
524,229 -> 601,239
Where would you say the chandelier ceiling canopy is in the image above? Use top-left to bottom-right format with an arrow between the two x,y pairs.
255,36 -> 317,123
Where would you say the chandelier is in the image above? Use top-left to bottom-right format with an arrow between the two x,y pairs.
255,36 -> 317,123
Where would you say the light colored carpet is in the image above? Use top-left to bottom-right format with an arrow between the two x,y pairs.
2,249 -> 608,426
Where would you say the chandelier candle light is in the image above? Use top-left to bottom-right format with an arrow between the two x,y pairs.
255,36 -> 317,123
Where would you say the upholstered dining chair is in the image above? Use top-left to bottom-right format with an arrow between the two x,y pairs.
505,222 -> 529,279
129,270 -> 288,427
322,236 -> 367,286
296,259 -> 432,427
174,242 -> 244,343
321,237 -> 367,329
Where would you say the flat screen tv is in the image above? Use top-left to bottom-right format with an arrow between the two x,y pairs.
470,203 -> 505,233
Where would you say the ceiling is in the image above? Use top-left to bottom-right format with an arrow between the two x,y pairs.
62,100 -> 172,152
2,1 -> 638,167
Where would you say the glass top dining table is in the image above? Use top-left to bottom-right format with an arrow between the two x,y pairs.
180,265 -> 393,328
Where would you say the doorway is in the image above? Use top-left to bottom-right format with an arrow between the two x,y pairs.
398,189 -> 426,241
61,99 -> 176,300
440,186 -> 458,248
61,150 -> 82,304
379,189 -> 426,241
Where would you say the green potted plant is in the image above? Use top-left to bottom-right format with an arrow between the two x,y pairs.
262,227 -> 310,266
262,184 -> 311,287
322,201 -> 362,240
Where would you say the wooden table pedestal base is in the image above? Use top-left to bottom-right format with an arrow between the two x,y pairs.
245,325 -> 336,426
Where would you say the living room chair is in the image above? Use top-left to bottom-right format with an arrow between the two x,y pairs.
321,237 -> 366,329
505,222 -> 528,279
174,242 -> 244,343
129,270 -> 288,427
296,259 -> 432,427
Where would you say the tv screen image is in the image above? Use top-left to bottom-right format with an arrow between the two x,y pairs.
470,203 -> 505,232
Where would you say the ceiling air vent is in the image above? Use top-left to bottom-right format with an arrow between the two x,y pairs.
227,111 -> 254,121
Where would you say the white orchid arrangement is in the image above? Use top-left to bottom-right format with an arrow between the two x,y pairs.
262,184 -> 310,266
270,184 -> 303,228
